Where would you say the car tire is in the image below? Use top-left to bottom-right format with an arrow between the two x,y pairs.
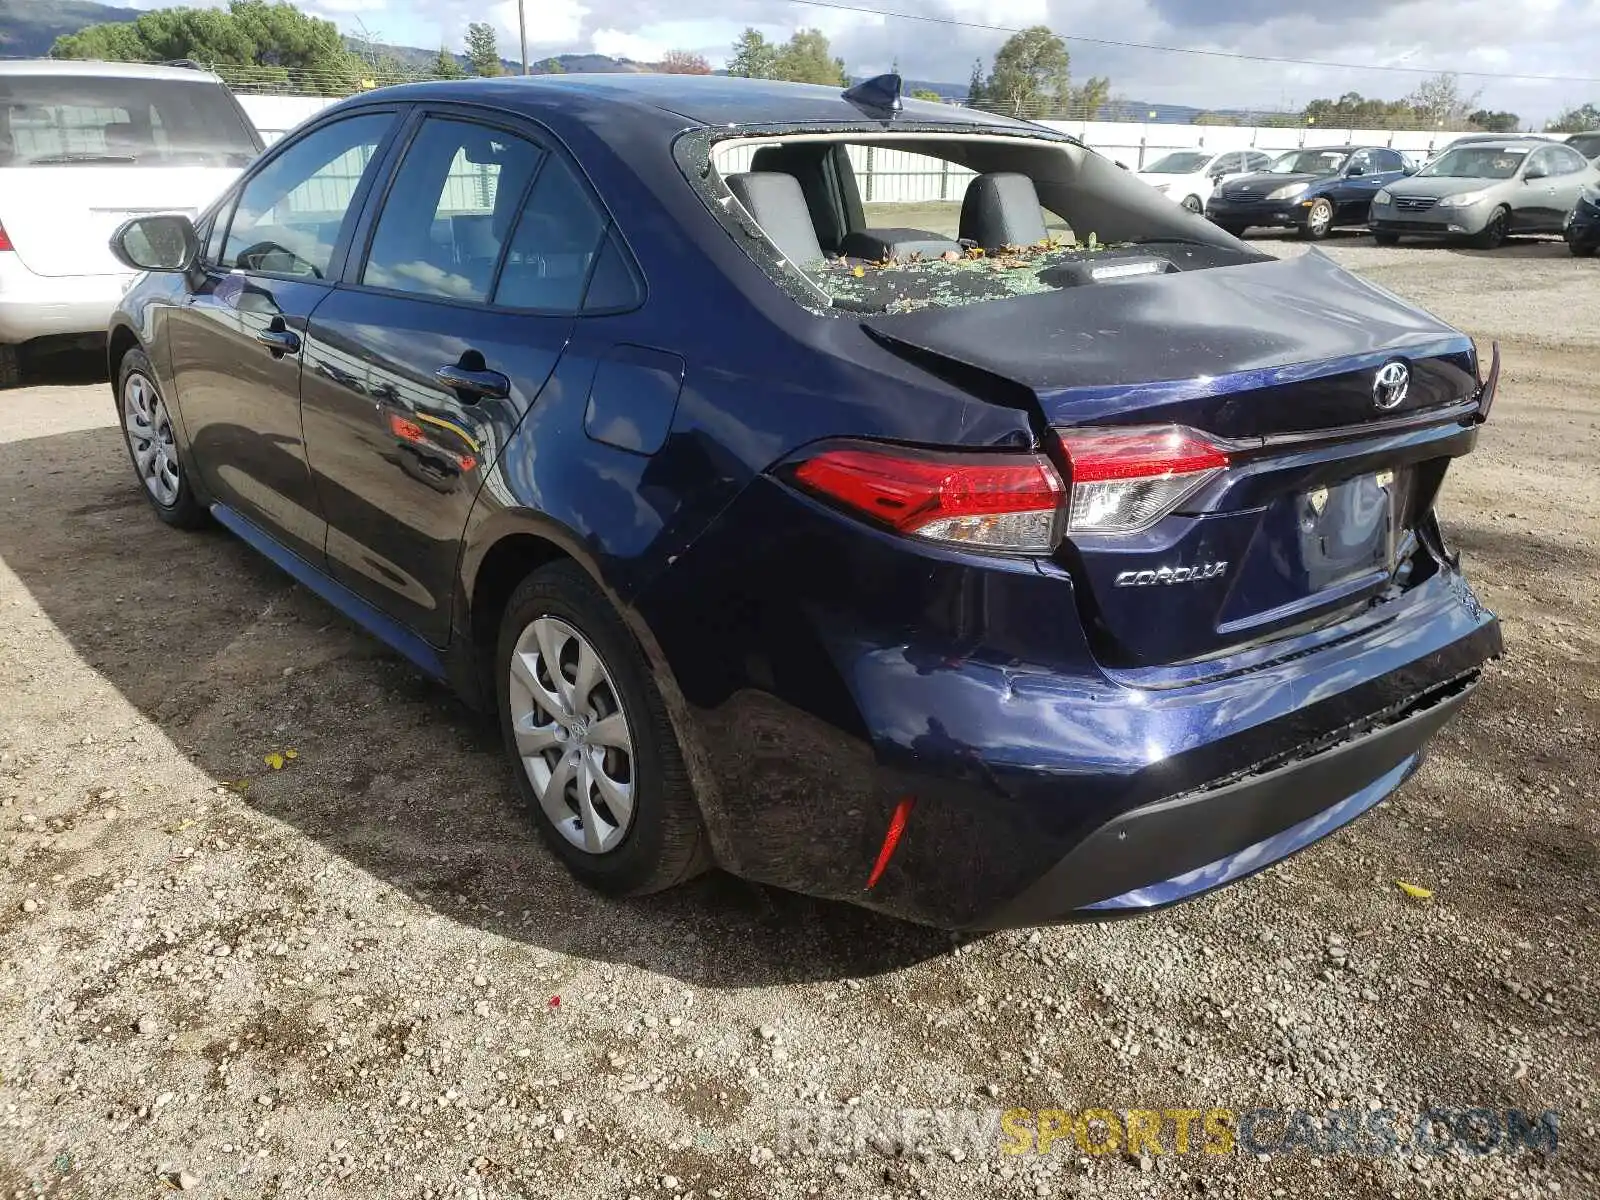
116,347 -> 209,529
0,344 -> 19,390
1373,232 -> 1401,246
1181,194 -> 1203,214
1473,207 -> 1510,250
496,560 -> 708,896
1569,240 -> 1596,258
1217,222 -> 1247,239
1300,197 -> 1335,240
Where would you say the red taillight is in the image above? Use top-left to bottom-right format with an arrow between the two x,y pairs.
0,222 -> 12,253
792,446 -> 1065,554
1056,425 -> 1229,536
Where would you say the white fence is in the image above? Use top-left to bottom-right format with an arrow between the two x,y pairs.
238,95 -> 1577,206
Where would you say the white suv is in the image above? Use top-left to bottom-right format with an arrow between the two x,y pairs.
1137,149 -> 1276,213
0,60 -> 262,386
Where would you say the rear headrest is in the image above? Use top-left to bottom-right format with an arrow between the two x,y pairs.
748,144 -> 863,253
725,171 -> 825,267
959,172 -> 1049,250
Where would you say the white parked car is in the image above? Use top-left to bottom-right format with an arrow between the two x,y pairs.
0,60 -> 262,386
1137,149 -> 1277,213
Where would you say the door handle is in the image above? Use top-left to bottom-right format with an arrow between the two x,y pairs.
256,319 -> 300,357
435,361 -> 509,402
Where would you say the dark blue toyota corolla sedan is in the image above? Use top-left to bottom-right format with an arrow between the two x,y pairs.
105,73 -> 1501,929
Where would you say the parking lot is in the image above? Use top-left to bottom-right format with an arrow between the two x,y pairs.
1,234 -> 1596,1200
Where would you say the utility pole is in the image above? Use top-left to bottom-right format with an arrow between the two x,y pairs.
518,0 -> 529,75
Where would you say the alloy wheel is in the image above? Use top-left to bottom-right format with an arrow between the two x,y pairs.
123,372 -> 181,507
1308,198 -> 1333,236
1182,195 -> 1203,214
508,616 -> 636,854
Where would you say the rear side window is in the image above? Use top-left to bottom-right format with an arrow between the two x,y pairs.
0,74 -> 258,168
223,112 -> 394,278
493,156 -> 609,311
362,118 -> 546,303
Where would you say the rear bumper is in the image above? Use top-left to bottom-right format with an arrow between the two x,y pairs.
1205,197 -> 1308,229
642,473 -> 1503,930
0,255 -> 137,344
976,675 -> 1472,927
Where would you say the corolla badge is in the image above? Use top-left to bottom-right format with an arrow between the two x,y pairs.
1373,360 -> 1410,410
1115,562 -> 1228,587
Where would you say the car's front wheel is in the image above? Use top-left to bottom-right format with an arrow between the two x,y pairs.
1373,231 -> 1401,246
117,348 -> 208,529
1181,194 -> 1203,214
1473,207 -> 1510,250
496,561 -> 707,895
1300,197 -> 1335,239
1569,239 -> 1596,258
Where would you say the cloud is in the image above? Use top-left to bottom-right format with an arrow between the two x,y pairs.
144,0 -> 1600,122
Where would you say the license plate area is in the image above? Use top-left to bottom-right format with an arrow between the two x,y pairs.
1298,467 -> 1409,591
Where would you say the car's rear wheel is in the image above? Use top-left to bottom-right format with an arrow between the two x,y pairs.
1570,239 -> 1596,258
117,348 -> 208,529
1300,197 -> 1335,239
1181,194 -> 1203,214
1373,231 -> 1401,246
496,561 -> 707,895
0,344 -> 19,390
1474,207 -> 1510,250
1217,222 -> 1247,239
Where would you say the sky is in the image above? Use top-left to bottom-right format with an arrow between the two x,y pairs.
159,0 -> 1600,122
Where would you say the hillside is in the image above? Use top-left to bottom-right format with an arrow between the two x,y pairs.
0,0 -> 141,57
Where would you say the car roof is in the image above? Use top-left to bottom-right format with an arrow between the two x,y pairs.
1442,139 -> 1554,150
0,58 -> 224,83
352,73 -> 1046,134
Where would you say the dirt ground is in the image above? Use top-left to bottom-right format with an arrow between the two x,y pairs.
1,234 -> 1596,1200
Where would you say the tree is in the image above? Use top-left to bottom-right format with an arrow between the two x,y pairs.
1547,103 -> 1600,132
51,0 -> 363,96
910,89 -> 943,103
1301,91 -> 1418,130
1468,109 -> 1520,132
660,50 -> 711,75
464,22 -> 502,77
728,28 -> 778,79
986,25 -> 1070,118
965,57 -> 986,107
432,47 -> 465,80
1193,113 -> 1241,126
772,28 -> 847,87
539,58 -> 565,74
1405,72 -> 1479,129
1069,75 -> 1110,119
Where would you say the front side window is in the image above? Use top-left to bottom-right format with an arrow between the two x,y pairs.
362,118 -> 545,302
1144,151 -> 1209,174
0,74 -> 258,168
223,112 -> 395,278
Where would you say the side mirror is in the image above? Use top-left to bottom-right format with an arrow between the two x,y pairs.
1524,166 -> 1547,181
110,214 -> 199,272
1402,164 -> 1419,175
1346,163 -> 1367,177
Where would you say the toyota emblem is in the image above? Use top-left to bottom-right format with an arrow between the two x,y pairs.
1373,360 -> 1410,411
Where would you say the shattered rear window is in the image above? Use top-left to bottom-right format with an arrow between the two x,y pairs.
814,237 -> 1111,314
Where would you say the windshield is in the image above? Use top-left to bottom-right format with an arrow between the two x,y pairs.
1419,147 -> 1526,179
1565,133 -> 1600,160
1144,152 -> 1210,174
0,75 -> 260,168
1269,149 -> 1349,175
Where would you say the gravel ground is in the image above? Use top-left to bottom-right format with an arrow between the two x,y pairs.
1,234 -> 1596,1200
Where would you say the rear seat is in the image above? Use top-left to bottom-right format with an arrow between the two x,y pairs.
960,172 -> 1050,250
745,143 -> 960,263
725,172 -> 826,267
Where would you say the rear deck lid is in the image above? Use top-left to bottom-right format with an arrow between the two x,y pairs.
865,251 -> 1484,666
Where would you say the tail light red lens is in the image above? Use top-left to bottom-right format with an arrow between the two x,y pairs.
793,446 -> 1065,553
0,222 -> 12,253
1056,425 -> 1229,535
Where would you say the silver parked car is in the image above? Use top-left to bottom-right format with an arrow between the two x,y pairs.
1369,139 -> 1599,248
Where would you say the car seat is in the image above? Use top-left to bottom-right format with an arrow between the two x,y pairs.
724,171 -> 826,267
959,173 -> 1049,249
